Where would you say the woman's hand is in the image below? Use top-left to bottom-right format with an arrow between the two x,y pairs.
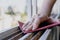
22,0 -> 56,32
22,14 -> 49,32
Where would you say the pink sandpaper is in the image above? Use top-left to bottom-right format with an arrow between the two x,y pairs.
18,20 -> 60,33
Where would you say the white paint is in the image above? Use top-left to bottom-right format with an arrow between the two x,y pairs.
26,0 -> 32,20
32,0 -> 37,16
19,33 -> 32,40
39,29 -> 51,40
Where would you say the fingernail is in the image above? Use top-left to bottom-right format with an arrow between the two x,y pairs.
23,27 -> 26,30
25,29 -> 28,32
32,27 -> 36,30
32,25 -> 37,30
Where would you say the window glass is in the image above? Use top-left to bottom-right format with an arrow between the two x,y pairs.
0,0 -> 28,33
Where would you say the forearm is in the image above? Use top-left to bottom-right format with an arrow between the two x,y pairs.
35,0 -> 56,23
38,0 -> 56,16
22,0 -> 56,31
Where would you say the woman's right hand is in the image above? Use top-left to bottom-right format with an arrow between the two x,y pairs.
22,14 -> 49,32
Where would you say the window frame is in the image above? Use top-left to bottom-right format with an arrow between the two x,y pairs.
0,27 -> 19,40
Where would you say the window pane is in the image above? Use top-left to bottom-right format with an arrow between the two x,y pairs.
0,0 -> 28,33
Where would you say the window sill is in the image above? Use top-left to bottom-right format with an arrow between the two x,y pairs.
0,27 -> 20,40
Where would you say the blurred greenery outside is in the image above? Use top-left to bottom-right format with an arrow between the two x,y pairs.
5,6 -> 28,26
0,6 -> 28,33
6,11 -> 27,26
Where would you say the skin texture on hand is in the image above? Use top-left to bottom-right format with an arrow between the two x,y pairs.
22,0 -> 56,32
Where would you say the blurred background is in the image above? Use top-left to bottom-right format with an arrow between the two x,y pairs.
0,0 -> 28,33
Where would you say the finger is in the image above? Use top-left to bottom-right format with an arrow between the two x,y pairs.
32,18 -> 40,30
23,17 -> 35,30
25,25 -> 32,32
23,21 -> 32,30
22,21 -> 30,28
